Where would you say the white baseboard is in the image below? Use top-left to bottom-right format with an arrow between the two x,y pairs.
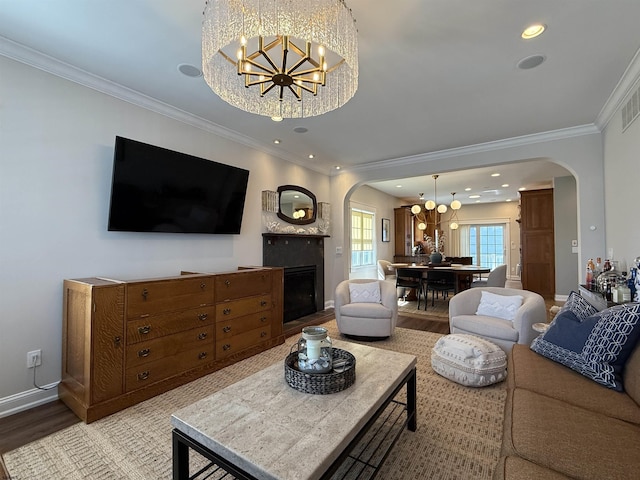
0,383 -> 59,418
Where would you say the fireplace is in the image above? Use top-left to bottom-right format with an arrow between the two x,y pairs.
263,233 -> 327,323
283,266 -> 317,323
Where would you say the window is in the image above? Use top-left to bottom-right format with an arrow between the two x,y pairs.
459,223 -> 506,271
351,207 -> 374,269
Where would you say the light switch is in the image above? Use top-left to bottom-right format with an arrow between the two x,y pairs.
336,246 -> 343,255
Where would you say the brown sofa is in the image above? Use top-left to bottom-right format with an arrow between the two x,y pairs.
493,340 -> 640,479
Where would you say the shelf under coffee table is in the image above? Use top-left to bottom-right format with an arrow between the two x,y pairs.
171,339 -> 417,480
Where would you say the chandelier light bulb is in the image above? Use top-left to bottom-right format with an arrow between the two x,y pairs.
411,205 -> 421,215
450,222 -> 459,230
425,200 -> 436,211
437,204 -> 448,214
451,200 -> 462,210
418,222 -> 427,231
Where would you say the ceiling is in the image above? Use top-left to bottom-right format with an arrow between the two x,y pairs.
1,0 -> 639,204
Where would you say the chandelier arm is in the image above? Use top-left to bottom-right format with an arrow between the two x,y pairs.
286,85 -> 302,100
294,82 -> 317,95
242,58 -> 276,75
218,49 -> 236,65
325,58 -> 346,73
260,82 -> 277,96
246,77 -> 274,86
259,49 -> 280,73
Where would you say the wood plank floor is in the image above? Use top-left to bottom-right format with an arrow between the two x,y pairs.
1,299 -> 558,478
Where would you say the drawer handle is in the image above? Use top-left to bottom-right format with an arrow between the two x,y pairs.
114,336 -> 121,345
260,300 -> 268,307
198,352 -> 207,360
137,371 -> 149,381
225,280 -> 231,287
198,332 -> 208,340
198,313 -> 208,321
138,348 -> 150,358
223,308 -> 231,315
261,331 -> 267,338
200,283 -> 206,290
260,316 -> 267,323
138,325 -> 151,335
223,344 -> 231,351
223,326 -> 231,333
142,288 -> 148,300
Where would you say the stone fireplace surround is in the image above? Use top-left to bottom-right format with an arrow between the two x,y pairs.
262,233 -> 328,323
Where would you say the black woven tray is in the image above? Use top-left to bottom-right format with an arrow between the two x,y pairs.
284,348 -> 356,394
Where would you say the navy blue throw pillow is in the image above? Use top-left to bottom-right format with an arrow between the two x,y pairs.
531,302 -> 640,391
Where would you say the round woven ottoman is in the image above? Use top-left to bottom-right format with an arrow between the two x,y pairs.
431,334 -> 507,387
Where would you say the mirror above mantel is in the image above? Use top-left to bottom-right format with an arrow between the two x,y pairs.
277,185 -> 317,225
261,186 -> 330,236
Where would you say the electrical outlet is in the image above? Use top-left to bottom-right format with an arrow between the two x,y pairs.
27,349 -> 42,368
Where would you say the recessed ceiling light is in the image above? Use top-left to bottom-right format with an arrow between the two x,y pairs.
396,185 -> 403,188
491,173 -> 500,177
506,199 -> 512,202
465,187 -> 472,191
271,116 -> 283,122
177,63 -> 203,77
273,139 -> 281,144
294,126 -> 308,133
335,166 -> 341,170
308,154 -> 314,159
502,183 -> 509,187
476,200 -> 481,203
519,187 -> 527,191
522,24 -> 546,40
469,194 -> 481,199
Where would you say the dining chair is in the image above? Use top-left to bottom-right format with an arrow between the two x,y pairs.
395,268 -> 425,309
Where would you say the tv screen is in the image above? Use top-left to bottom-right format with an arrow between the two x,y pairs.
107,136 -> 249,234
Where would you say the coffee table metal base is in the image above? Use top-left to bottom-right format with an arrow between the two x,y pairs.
173,367 -> 417,480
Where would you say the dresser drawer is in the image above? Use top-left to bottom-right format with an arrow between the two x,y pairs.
216,325 -> 271,360
215,311 -> 271,340
215,270 -> 272,301
127,276 -> 214,318
127,306 -> 215,344
126,325 -> 214,368
125,344 -> 214,392
216,294 -> 271,321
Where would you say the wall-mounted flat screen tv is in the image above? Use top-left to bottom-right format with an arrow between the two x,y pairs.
107,136 -> 249,234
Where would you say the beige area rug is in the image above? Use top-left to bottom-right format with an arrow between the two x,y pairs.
3,322 -> 506,480
397,294 -> 451,319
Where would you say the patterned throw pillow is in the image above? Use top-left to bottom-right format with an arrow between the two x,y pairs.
553,290 -> 599,321
475,290 -> 523,321
531,302 -> 640,391
348,282 -> 382,304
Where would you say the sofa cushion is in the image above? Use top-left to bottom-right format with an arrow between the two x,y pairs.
530,302 -> 640,391
555,290 -> 599,320
348,281 -> 381,303
476,291 -> 523,321
450,315 -> 519,342
493,456 -> 573,480
502,388 -> 640,479
431,334 -> 507,387
508,344 -> 640,425
624,340 -> 640,406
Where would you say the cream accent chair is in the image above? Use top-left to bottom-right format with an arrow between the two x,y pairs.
449,286 -> 546,352
377,259 -> 396,280
471,264 -> 507,288
334,279 -> 398,339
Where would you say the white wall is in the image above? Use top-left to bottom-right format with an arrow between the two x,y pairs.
0,56 -> 329,415
554,176 -> 579,297
348,185 -> 401,279
603,82 -> 640,274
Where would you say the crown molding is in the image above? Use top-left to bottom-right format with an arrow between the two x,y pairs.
595,47 -> 640,129
343,124 -> 600,174
0,35 -> 325,174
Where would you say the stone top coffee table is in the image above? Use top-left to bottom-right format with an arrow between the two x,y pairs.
171,339 -> 417,480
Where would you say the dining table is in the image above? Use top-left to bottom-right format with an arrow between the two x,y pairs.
393,263 -> 491,293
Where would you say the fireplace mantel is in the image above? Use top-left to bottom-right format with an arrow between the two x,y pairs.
262,233 -> 330,240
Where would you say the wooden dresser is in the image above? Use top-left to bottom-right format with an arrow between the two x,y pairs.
60,267 -> 284,423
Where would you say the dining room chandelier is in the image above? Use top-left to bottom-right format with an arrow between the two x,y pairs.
411,175 -> 462,230
202,0 -> 359,119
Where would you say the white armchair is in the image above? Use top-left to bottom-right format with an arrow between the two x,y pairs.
334,279 -> 398,339
449,286 -> 546,352
471,264 -> 507,288
377,259 -> 396,280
